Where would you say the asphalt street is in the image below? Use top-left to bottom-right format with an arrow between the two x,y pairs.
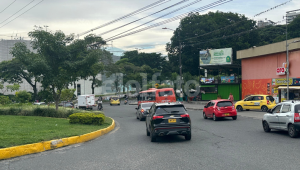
1,103 -> 300,170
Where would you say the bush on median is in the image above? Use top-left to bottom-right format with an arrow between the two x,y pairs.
69,112 -> 105,125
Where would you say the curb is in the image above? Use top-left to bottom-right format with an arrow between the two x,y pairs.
0,118 -> 115,160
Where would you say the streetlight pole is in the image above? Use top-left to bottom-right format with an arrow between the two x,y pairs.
163,27 -> 183,101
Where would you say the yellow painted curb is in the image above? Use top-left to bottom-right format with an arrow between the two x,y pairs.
0,118 -> 115,160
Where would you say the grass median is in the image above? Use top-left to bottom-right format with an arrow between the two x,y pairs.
0,115 -> 113,148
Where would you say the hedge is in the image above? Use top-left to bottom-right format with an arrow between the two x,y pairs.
69,112 -> 105,125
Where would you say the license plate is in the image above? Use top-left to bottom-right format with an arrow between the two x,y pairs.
168,119 -> 176,123
224,113 -> 230,116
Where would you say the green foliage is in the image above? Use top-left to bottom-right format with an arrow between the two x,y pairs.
60,89 -> 76,101
37,89 -> 53,103
15,90 -> 32,103
0,96 -> 11,105
69,112 -> 105,125
6,83 -> 20,92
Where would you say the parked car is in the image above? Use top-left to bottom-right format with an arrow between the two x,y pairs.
235,95 -> 276,112
135,102 -> 154,121
262,101 -> 300,138
110,96 -> 120,106
203,99 -> 237,121
58,101 -> 74,108
33,102 -> 46,105
145,102 -> 191,142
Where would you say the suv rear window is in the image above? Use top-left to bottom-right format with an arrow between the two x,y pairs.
217,101 -> 233,107
155,105 -> 186,114
294,104 -> 300,113
158,90 -> 173,96
142,103 -> 153,107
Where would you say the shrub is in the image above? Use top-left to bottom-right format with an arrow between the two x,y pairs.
15,90 -> 32,103
0,96 -> 11,105
69,112 -> 105,125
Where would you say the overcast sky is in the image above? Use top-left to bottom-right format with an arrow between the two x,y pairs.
0,0 -> 298,56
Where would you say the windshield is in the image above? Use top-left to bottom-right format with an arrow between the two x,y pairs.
155,105 -> 186,114
141,103 -> 153,107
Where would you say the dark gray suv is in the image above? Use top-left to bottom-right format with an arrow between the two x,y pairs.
145,102 -> 191,142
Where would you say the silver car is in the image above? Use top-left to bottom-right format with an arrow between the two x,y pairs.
135,102 -> 154,121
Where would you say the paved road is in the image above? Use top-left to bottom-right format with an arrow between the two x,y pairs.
1,103 -> 300,170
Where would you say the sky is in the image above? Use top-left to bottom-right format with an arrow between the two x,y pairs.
0,0 -> 299,56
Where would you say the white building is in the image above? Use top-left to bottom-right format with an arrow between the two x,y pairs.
0,39 -> 104,96
286,11 -> 300,24
257,20 -> 275,28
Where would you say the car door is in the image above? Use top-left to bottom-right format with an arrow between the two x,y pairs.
207,102 -> 214,117
242,96 -> 253,110
136,104 -> 140,117
267,104 -> 282,129
250,96 -> 263,110
278,104 -> 292,130
146,105 -> 155,131
205,102 -> 212,116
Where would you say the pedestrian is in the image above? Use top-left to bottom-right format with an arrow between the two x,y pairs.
228,93 -> 234,103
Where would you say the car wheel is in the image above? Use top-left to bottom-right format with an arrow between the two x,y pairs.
263,121 -> 271,132
136,113 -> 139,119
288,124 -> 299,138
261,106 -> 268,112
185,132 -> 191,140
110,104 -> 112,106
236,105 -> 243,112
246,109 -> 250,111
139,114 -> 143,121
232,116 -> 237,120
146,127 -> 150,136
150,130 -> 156,142
213,114 -> 218,121
203,112 -> 207,119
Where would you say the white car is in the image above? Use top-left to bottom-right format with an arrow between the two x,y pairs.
33,102 -> 46,105
262,101 -> 300,138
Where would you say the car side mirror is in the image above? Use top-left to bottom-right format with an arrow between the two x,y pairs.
267,109 -> 272,113
135,108 -> 138,110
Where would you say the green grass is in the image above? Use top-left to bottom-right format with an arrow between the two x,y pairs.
0,115 -> 113,148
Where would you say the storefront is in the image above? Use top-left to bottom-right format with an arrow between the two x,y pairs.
237,38 -> 300,102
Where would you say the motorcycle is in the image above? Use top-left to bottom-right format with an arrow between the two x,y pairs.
124,99 -> 128,105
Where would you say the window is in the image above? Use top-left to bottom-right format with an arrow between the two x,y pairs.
142,103 -> 153,107
244,96 -> 253,101
158,90 -> 173,96
281,104 -> 291,113
266,96 -> 275,102
253,96 -> 264,101
155,105 -> 186,114
201,85 -> 217,93
272,105 -> 282,113
294,104 -> 300,113
217,101 -> 233,107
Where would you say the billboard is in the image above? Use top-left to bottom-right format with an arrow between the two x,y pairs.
199,48 -> 232,66
221,76 -> 235,83
200,77 -> 215,84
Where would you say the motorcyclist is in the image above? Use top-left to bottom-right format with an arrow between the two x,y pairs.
97,96 -> 103,110
124,95 -> 129,105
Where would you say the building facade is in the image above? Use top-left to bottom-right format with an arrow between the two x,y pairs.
286,11 -> 300,24
237,37 -> 300,102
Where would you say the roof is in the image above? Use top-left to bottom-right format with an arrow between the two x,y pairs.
154,102 -> 183,107
210,99 -> 232,102
237,37 -> 300,59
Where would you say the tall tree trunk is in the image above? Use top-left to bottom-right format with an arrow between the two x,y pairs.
73,82 -> 76,89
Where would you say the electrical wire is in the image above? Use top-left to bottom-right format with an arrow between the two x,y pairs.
98,0 -> 189,36
0,0 -> 35,25
0,0 -> 44,28
0,0 -> 17,13
104,0 -> 204,40
104,0 -> 233,42
77,0 -> 169,37
254,0 -> 292,17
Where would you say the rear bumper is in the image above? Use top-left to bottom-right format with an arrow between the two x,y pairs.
154,126 -> 191,136
293,123 -> 300,131
215,110 -> 237,117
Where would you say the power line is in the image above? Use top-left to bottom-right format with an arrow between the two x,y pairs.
104,0 -> 233,42
0,0 -> 35,25
0,0 -> 17,13
0,0 -> 44,28
104,0 -> 204,41
254,0 -> 292,17
77,0 -> 169,37
98,0 -> 188,36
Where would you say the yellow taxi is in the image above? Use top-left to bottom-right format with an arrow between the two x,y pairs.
235,95 -> 276,112
110,96 -> 120,106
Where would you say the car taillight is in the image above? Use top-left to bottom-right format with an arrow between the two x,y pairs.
294,113 -> 300,122
153,115 -> 163,120
216,107 -> 220,111
180,114 -> 190,118
267,100 -> 270,105
141,109 -> 144,113
232,106 -> 235,110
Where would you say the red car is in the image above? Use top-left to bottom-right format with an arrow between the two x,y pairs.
203,99 -> 237,121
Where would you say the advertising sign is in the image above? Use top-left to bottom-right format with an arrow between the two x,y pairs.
274,78 -> 293,85
199,48 -> 232,66
200,77 -> 214,84
276,67 -> 286,75
221,76 -> 235,83
293,78 -> 300,85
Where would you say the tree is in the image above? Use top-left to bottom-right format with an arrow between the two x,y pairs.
0,83 -> 20,94
15,90 -> 31,103
11,29 -> 104,110
60,89 -> 76,101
